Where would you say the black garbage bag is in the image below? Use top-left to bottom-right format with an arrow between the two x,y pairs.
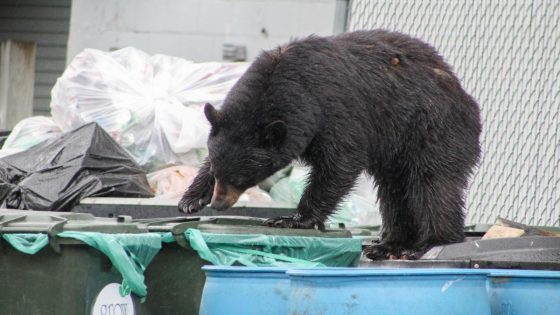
0,122 -> 154,211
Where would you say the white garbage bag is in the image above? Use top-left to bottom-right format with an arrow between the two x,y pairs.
2,116 -> 62,151
50,47 -> 248,171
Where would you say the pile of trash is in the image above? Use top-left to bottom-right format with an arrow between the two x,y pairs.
0,47 -> 381,225
4,47 -> 249,170
0,123 -> 154,211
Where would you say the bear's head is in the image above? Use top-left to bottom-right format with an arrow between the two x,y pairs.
203,103 -> 289,210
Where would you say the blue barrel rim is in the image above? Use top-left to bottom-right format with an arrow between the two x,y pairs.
286,267 -> 491,277
202,266 -> 560,278
487,269 -> 560,278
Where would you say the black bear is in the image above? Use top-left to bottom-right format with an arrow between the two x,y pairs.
179,30 -> 481,259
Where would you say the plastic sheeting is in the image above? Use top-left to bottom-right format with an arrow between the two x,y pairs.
0,122 -> 154,211
2,228 -> 361,296
269,166 -> 382,227
1,116 -> 62,151
1,231 -> 162,298
58,231 -> 162,298
1,233 -> 49,255
186,229 -> 362,268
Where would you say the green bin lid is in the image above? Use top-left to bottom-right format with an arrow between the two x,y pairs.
142,215 -> 352,238
0,209 -> 148,234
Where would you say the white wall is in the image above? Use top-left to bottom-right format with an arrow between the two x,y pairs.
68,0 -> 345,63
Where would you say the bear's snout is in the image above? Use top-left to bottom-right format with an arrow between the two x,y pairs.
211,180 -> 242,210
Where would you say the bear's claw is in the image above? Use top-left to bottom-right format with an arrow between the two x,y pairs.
264,214 -> 325,230
178,188 -> 212,214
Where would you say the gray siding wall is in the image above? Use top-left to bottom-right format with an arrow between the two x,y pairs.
0,0 -> 71,116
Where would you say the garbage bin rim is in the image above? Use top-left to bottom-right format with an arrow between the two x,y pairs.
487,269 -> 560,278
285,268 -> 491,277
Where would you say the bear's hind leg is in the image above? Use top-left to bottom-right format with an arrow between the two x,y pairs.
365,176 -> 466,260
364,183 -> 418,260
409,176 -> 466,256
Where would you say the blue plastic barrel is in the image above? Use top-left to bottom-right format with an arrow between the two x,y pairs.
200,266 -> 289,315
287,268 -> 491,315
489,269 -> 560,315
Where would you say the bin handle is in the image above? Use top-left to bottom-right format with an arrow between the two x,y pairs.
46,216 -> 69,254
47,234 -> 62,254
47,216 -> 68,234
173,233 -> 192,249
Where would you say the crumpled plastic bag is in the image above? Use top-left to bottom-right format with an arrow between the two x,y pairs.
1,231 -> 162,298
147,166 -> 197,197
1,116 -> 62,151
269,166 -> 354,225
58,231 -> 162,298
0,122 -> 154,211
237,187 -> 272,203
269,166 -> 382,227
147,165 -> 200,199
186,228 -> 361,268
147,165 -> 273,202
50,47 -> 248,171
1,233 -> 49,255
350,175 -> 383,227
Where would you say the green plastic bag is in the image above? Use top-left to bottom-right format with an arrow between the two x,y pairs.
2,233 -> 49,255
186,228 -> 361,268
1,232 -> 162,298
159,232 -> 175,243
58,232 -> 162,298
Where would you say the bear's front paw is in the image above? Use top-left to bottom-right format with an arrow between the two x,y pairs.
363,241 -> 392,260
363,242 -> 426,260
263,214 -> 325,230
178,188 -> 212,214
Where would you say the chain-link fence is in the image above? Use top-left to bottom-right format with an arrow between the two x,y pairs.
347,0 -> 559,226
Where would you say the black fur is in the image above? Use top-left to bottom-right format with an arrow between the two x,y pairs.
179,30 -> 481,259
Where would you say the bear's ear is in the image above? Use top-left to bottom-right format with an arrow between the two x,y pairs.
204,103 -> 222,127
264,120 -> 287,147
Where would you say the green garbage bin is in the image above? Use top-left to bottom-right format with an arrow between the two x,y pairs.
0,210 -> 161,315
142,216 -> 362,315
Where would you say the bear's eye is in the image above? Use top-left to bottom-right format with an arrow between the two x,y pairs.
230,177 -> 247,188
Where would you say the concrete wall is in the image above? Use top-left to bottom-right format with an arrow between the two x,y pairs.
68,0 -> 346,63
